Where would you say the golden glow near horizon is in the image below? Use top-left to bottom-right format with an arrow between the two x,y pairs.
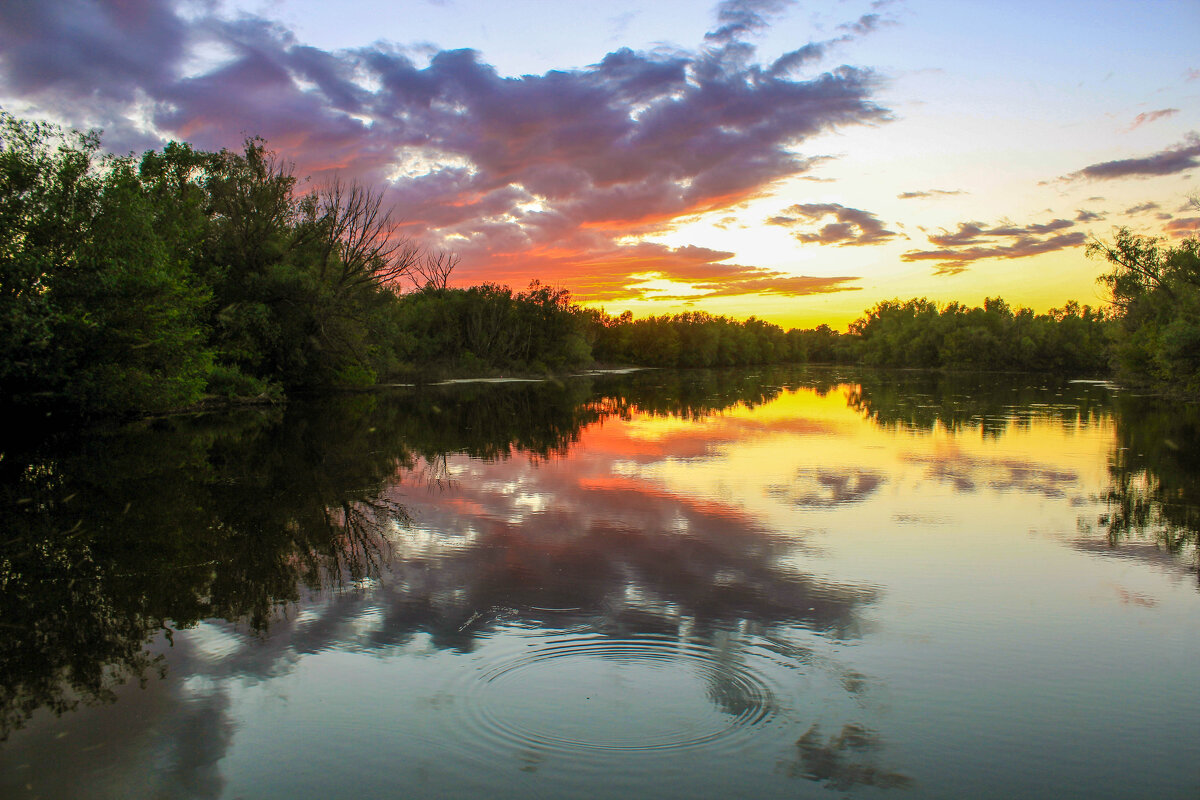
598,164 -> 1191,330
577,247 -> 1114,331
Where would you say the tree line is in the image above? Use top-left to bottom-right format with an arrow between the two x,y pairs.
845,297 -> 1110,373
2,111 -> 1195,419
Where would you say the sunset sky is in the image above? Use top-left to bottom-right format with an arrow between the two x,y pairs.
1,0 -> 1197,328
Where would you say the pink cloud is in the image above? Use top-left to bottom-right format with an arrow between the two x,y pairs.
1127,108 -> 1179,131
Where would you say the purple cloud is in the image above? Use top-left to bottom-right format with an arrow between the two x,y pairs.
0,0 -> 890,300
0,0 -> 186,99
767,202 -> 898,245
705,0 -> 795,44
837,13 -> 888,36
768,43 -> 829,77
903,217 -> 1085,275
1062,133 -> 1200,181
924,218 -> 1074,247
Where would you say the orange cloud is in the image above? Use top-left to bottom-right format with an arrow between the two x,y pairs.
1164,217 -> 1200,237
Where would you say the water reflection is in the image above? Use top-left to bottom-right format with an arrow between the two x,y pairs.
846,371 -> 1111,436
787,723 -> 913,791
0,369 -> 867,742
1087,394 -> 1200,579
902,449 -> 1081,497
768,468 -> 886,507
2,367 -> 1198,799
842,370 -> 1199,576
0,401 -> 404,741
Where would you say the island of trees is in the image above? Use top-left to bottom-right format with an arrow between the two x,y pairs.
2,111 -> 1197,419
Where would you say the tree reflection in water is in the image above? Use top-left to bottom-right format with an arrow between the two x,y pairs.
787,723 -> 913,791
843,370 -> 1200,579
0,399 -> 407,739
3,365 -> 1196,799
1092,394 -> 1200,579
0,368 -> 868,741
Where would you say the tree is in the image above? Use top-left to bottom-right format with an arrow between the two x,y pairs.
58,157 -> 213,413
0,112 -> 213,414
315,177 -> 422,292
1089,227 -> 1200,394
411,250 -> 459,291
199,141 -> 422,389
0,112 -> 102,405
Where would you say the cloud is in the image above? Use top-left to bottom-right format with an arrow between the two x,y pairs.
837,13 -> 890,36
925,218 -> 1074,246
1164,217 -> 1200,237
902,217 -> 1086,275
896,189 -> 965,199
767,202 -> 898,246
447,238 -> 862,302
1127,108 -> 1179,130
1124,201 -> 1161,215
607,10 -> 637,40
766,3 -> 898,78
653,272 -> 862,300
767,43 -> 829,77
1061,133 -> 1200,181
0,0 -> 187,101
1075,209 -> 1105,222
705,0 -> 795,44
0,0 -> 892,301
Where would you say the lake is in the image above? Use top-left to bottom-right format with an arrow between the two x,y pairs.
1,367 -> 1197,799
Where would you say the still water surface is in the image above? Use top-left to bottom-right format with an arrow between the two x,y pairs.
1,368 -> 1198,798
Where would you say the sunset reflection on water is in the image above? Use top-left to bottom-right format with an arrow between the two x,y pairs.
1,369 -> 1196,799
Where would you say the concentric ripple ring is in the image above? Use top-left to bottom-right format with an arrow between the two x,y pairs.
463,635 -> 779,754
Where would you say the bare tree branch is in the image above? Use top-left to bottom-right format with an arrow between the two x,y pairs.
410,250 -> 459,291
317,178 -> 421,292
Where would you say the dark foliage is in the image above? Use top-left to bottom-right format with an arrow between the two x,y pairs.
393,281 -> 592,374
587,310 -> 856,367
1088,226 -> 1200,395
847,296 -> 1110,374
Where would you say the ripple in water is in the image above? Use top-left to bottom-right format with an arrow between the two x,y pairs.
462,634 -> 779,755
